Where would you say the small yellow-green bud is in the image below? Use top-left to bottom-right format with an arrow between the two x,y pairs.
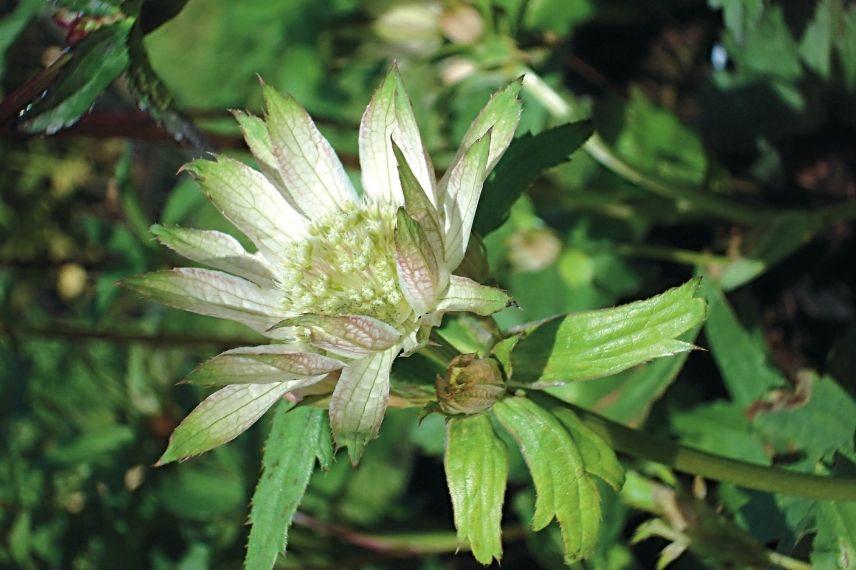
436,354 -> 505,415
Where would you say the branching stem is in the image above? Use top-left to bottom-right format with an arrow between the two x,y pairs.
536,393 -> 856,501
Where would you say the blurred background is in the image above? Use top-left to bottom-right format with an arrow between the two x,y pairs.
1,1 -> 855,568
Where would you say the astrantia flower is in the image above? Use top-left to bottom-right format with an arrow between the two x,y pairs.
123,67 -> 522,464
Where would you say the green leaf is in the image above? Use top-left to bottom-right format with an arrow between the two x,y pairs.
717,213 -> 824,291
245,404 -> 327,570
52,0 -> 122,16
126,21 -> 207,147
670,401 -> 770,465
551,408 -> 624,491
445,414 -> 508,565
492,396 -> 601,563
523,0 -> 593,35
798,0 -> 835,78
22,19 -> 133,133
548,327 -> 700,426
752,374 -> 856,463
812,500 -> 856,569
337,410 -> 415,525
474,121 -> 592,236
703,280 -> 785,406
729,4 -> 802,80
835,3 -> 856,92
160,467 -> 245,521
708,0 -> 764,44
0,0 -> 41,80
510,278 -> 707,384
156,383 -> 291,465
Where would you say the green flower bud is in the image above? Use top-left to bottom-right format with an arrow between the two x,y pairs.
436,354 -> 505,415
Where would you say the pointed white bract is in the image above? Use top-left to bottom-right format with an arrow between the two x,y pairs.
151,225 -> 276,287
263,85 -> 358,217
359,67 -> 437,207
128,67 -> 522,465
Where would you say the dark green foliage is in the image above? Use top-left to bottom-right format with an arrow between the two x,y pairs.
2,1 -> 856,568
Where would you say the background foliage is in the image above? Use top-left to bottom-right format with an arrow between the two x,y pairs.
1,0 -> 855,568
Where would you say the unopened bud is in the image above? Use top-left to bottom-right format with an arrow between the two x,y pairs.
436,354 -> 505,415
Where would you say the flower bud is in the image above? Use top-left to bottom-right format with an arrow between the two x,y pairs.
436,354 -> 505,415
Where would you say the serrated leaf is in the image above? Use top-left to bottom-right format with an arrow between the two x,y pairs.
245,404 -> 326,570
22,19 -> 132,134
474,121 -> 592,236
812,500 -> 856,570
551,408 -> 624,491
314,412 -> 334,471
126,21 -> 207,146
703,280 -> 785,406
751,372 -> 856,463
492,396 -> 601,563
549,328 -> 700,426
510,278 -> 707,384
156,383 -> 290,465
717,213 -> 824,291
445,414 -> 508,565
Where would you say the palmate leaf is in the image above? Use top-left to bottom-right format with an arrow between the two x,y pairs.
509,278 -> 707,384
245,403 -> 331,570
492,396 -> 602,564
445,414 -> 508,565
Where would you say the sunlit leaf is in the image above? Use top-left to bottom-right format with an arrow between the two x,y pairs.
812,500 -> 856,569
493,396 -> 601,563
510,278 -> 707,384
445,414 -> 508,565
245,404 -> 327,570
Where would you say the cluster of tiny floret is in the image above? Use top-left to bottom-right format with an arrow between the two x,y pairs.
278,201 -> 408,324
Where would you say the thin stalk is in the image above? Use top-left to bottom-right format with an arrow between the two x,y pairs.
0,53 -> 72,126
518,67 -> 856,227
534,393 -> 856,501
612,243 -> 733,267
293,512 -> 525,555
0,321 -> 255,350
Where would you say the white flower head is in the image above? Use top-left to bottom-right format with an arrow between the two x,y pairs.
124,67 -> 522,464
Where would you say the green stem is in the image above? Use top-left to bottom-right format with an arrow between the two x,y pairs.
768,551 -> 813,570
293,512 -> 525,555
11,322 -> 856,500
536,393 -> 856,501
611,243 -> 733,267
517,67 -> 856,227
0,321 -> 256,350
